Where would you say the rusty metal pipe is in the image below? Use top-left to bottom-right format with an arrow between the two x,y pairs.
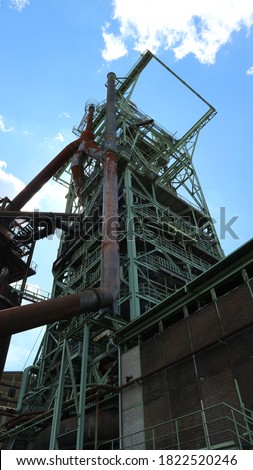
105,73 -> 117,152
0,291 -> 99,336
100,73 -> 119,302
100,151 -> 120,299
86,105 -> 95,132
0,72 -> 119,337
3,106 -> 97,213
6,139 -> 82,211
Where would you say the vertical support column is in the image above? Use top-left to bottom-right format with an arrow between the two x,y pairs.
76,322 -> 90,449
124,166 -> 140,319
49,340 -> 67,449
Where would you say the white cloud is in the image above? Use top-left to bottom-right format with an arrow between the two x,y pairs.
102,0 -> 253,64
24,179 -> 66,212
246,65 -> 253,75
23,130 -> 34,136
8,0 -> 30,12
102,24 -> 128,61
58,112 -> 71,119
0,115 -> 14,133
0,160 -> 25,196
0,160 -> 67,212
55,132 -> 64,142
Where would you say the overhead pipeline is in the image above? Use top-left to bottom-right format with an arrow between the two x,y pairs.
6,139 -> 82,212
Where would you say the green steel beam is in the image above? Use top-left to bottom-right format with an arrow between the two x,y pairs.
76,323 -> 90,449
124,166 -> 141,320
49,339 -> 68,449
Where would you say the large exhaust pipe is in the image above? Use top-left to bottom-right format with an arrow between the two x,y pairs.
0,72 -> 119,337
100,73 -> 119,309
3,102 -> 97,213
6,140 -> 81,212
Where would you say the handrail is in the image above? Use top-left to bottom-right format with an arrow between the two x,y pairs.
11,282 -> 51,303
98,402 -> 253,450
135,226 -> 210,272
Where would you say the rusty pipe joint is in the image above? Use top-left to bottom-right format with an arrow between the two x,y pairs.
80,286 -> 116,313
101,146 -> 118,162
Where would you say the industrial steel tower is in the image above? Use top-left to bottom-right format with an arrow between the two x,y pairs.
0,51 -> 223,449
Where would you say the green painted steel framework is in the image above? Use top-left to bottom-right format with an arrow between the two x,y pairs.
1,51 -> 224,450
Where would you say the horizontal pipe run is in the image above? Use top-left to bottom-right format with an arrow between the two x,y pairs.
6,139 -> 81,211
0,285 -> 118,337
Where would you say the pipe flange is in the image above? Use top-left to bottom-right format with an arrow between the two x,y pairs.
86,287 -> 105,307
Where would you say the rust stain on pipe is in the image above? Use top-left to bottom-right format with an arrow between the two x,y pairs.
85,104 -> 95,132
101,152 -> 119,298
6,139 -> 81,211
100,73 -> 119,303
0,290 -> 100,336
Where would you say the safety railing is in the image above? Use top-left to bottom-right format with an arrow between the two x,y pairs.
135,252 -> 189,280
139,283 -> 168,302
98,402 -> 253,450
11,282 -> 51,303
131,186 -> 219,259
135,226 -> 210,273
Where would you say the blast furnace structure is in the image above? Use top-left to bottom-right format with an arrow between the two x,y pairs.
1,51 -> 253,450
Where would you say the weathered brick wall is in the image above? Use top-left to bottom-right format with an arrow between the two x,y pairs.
140,281 -> 253,449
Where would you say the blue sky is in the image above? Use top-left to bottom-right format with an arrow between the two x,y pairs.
1,0 -> 253,370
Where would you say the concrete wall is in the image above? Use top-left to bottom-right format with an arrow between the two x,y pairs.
121,345 -> 145,449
